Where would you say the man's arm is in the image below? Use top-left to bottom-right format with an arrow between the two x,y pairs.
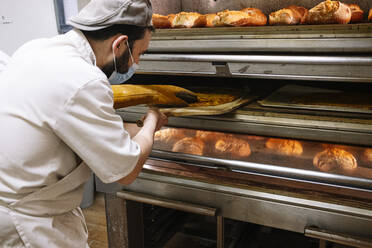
117,109 -> 167,185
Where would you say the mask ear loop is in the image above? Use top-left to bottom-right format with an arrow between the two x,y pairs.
126,40 -> 135,65
112,42 -> 118,72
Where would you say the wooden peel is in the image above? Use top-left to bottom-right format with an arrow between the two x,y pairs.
136,94 -> 253,127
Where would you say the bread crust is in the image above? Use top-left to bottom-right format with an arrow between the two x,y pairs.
171,12 -> 207,28
172,137 -> 205,155
265,138 -> 303,156
152,14 -> 172,29
347,4 -> 364,23
215,137 -> 251,157
205,13 -> 220,27
313,148 -> 357,172
361,148 -> 372,167
195,130 -> 230,143
240,8 -> 267,26
214,9 -> 266,27
155,128 -> 185,144
306,0 -> 351,24
269,5 -> 308,25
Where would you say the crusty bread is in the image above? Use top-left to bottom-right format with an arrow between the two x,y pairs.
313,147 -> 357,173
172,137 -> 205,155
152,14 -> 172,29
215,138 -> 251,157
369,8 -> 372,21
205,13 -> 220,27
240,8 -> 267,26
269,5 -> 308,25
214,9 -> 265,27
306,0 -> 351,24
265,138 -> 303,156
361,148 -> 372,167
171,12 -> 207,28
155,128 -> 185,145
195,130 -> 230,143
347,4 -> 364,23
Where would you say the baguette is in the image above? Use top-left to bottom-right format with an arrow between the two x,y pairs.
306,0 -> 351,24
347,4 -> 364,23
171,12 -> 207,28
269,5 -> 308,25
214,9 -> 264,27
152,14 -> 172,29
205,13 -> 220,27
240,8 -> 267,26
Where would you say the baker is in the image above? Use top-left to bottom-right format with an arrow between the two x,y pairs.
0,0 -> 177,246
0,50 -> 10,73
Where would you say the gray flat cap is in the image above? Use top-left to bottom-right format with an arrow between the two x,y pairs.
68,0 -> 152,31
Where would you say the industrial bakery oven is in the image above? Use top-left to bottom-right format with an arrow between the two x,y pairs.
96,0 -> 372,247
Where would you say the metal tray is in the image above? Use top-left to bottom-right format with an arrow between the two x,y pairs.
258,84 -> 372,114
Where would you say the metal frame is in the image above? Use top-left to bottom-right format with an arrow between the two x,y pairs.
53,0 -> 73,34
137,54 -> 372,82
96,172 -> 372,246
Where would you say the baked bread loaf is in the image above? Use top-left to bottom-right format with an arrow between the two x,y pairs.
172,137 -> 205,155
361,148 -> 372,167
240,8 -> 267,26
215,138 -> 251,158
195,130 -> 230,143
313,147 -> 357,172
369,8 -> 372,21
306,0 -> 352,24
171,12 -> 207,28
265,138 -> 303,156
214,9 -> 265,27
347,4 -> 364,23
152,14 -> 172,29
155,128 -> 185,145
205,13 -> 220,27
269,5 -> 308,25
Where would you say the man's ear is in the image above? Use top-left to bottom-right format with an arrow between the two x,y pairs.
112,35 -> 128,55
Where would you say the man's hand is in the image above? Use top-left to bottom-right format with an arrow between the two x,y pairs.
143,108 -> 168,132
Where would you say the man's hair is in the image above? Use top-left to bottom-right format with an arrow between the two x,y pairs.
82,24 -> 154,49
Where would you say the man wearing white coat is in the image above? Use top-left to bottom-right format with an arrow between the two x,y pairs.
0,50 -> 10,73
0,0 -> 172,247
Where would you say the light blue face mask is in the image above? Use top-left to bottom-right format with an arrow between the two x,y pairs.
109,40 -> 139,85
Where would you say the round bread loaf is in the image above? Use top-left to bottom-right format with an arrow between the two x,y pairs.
215,137 -> 251,157
313,147 -> 357,172
265,138 -> 303,156
172,137 -> 205,155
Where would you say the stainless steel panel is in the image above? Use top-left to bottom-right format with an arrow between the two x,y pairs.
137,54 -> 372,82
149,150 -> 372,190
148,38 -> 372,53
117,108 -> 372,146
95,172 -> 372,239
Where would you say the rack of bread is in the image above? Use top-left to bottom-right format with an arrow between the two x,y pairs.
152,0 -> 372,28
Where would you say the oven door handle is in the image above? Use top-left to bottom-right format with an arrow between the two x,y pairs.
304,227 -> 372,248
116,191 -> 217,217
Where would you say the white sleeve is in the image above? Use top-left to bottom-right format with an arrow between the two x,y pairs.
53,79 -> 141,183
0,51 -> 10,73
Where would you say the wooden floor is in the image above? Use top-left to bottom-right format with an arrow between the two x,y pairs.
82,192 -> 109,248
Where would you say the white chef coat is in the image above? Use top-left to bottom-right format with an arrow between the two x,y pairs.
0,29 -> 141,247
0,50 -> 10,73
